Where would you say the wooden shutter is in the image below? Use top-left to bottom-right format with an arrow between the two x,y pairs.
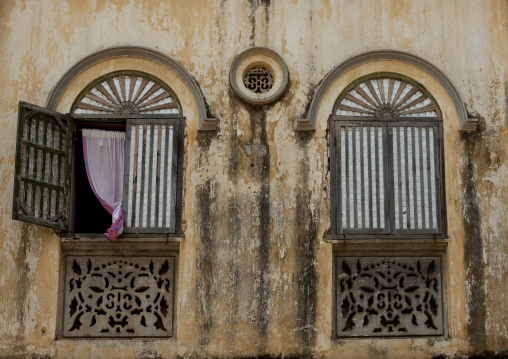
123,119 -> 180,233
12,102 -> 73,230
334,121 -> 390,234
389,122 -> 442,234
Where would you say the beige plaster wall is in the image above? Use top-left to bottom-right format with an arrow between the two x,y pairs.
0,1 -> 507,358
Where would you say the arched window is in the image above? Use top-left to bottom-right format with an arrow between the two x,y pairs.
13,71 -> 184,238
330,74 -> 446,238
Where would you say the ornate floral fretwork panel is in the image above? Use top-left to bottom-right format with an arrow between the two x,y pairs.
335,78 -> 440,118
243,66 -> 274,93
62,256 -> 175,338
73,73 -> 180,115
335,256 -> 443,337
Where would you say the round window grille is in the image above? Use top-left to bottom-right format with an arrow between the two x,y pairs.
243,66 -> 274,94
230,47 -> 289,105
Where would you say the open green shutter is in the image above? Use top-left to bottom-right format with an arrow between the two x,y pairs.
12,102 -> 73,230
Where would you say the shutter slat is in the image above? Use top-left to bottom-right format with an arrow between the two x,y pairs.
167,125 -> 175,228
143,125 -> 149,227
345,126 -> 350,228
375,126 -> 381,228
158,126 -> 166,227
351,126 -> 360,228
150,125 -> 158,227
419,127 -> 426,229
340,128 -> 346,231
429,128 -> 437,228
403,127 -> 410,228
367,127 -> 373,227
135,126 -> 144,227
126,125 -> 136,227
411,126 -> 418,229
360,127 -> 366,228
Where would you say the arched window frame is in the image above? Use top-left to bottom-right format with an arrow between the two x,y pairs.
12,71 -> 185,237
329,73 -> 447,239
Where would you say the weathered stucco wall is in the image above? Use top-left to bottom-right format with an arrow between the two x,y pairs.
0,1 -> 507,358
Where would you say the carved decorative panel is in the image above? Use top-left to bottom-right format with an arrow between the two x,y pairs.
62,255 -> 175,338
335,256 -> 443,337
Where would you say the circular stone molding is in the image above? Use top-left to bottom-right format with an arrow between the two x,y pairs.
230,47 -> 289,105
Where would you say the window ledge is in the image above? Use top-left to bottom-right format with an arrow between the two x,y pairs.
58,232 -> 184,243
323,235 -> 448,254
324,233 -> 447,241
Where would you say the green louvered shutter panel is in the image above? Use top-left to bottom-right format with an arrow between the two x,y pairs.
12,102 -> 73,230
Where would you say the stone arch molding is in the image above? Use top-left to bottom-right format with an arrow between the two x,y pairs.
47,46 -> 217,130
297,50 -> 477,132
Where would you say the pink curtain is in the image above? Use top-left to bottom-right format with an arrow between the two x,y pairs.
82,129 -> 125,241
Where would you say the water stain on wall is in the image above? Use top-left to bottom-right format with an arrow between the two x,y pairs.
460,119 -> 487,352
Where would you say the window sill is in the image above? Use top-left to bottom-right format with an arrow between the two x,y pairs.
323,233 -> 447,241
58,232 -> 184,243
323,235 -> 448,254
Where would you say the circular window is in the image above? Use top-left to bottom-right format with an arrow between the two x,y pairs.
230,47 -> 289,105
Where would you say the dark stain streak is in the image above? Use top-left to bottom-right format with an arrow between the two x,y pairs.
195,126 -> 215,150
460,117 -> 487,352
228,88 -> 242,177
248,0 -> 271,46
298,83 -> 319,128
457,350 -> 508,359
249,108 -> 271,337
227,91 -> 242,331
258,178 -> 271,337
505,85 -> 508,127
195,179 -> 216,346
15,223 -> 31,340
248,1 -> 257,46
263,0 -> 270,43
135,348 -> 162,359
294,132 -> 318,349
0,354 -> 52,359
226,195 -> 241,330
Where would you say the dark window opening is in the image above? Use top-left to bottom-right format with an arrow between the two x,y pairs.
70,131 -> 115,234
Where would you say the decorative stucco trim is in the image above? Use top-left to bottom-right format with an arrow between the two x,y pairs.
46,46 -> 217,130
298,50 -> 476,132
230,47 -> 289,105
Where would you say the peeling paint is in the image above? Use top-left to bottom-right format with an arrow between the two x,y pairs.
1,1 -> 508,358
